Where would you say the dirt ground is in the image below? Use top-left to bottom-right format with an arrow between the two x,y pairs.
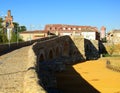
56,58 -> 120,93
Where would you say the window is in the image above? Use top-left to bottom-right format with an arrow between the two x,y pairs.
63,27 -> 66,30
78,28 -> 81,30
50,27 -> 52,30
73,28 -> 76,30
68,28 -> 71,30
55,27 -> 57,30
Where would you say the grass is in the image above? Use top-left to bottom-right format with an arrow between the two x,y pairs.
102,53 -> 120,57
105,57 -> 120,72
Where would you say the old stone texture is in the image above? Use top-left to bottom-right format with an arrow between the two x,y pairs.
0,46 -> 29,93
85,39 -> 99,59
0,45 -> 46,93
70,36 -> 99,61
70,36 -> 86,62
101,43 -> 120,55
24,45 -> 46,93
0,36 -> 100,93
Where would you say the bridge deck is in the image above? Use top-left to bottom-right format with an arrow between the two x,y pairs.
0,46 -> 30,93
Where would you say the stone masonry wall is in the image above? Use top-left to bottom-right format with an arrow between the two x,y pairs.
102,43 -> 120,55
84,39 -> 99,59
70,36 -> 86,62
70,36 -> 99,61
0,36 -> 56,55
24,44 -> 47,93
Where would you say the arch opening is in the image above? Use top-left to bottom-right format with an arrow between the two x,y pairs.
63,42 -> 69,57
48,50 -> 53,60
39,54 -> 45,62
56,47 -> 60,57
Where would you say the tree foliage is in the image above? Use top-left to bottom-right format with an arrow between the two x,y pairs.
0,28 -> 8,43
10,32 -> 23,43
0,17 -> 25,43
13,22 -> 27,33
19,26 -> 26,32
0,18 -> 4,28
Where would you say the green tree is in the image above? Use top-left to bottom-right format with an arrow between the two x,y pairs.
13,22 -> 27,33
13,22 -> 19,33
0,30 -> 3,42
19,26 -> 26,32
0,29 -> 8,43
10,32 -> 17,42
0,18 -> 7,43
11,32 -> 24,43
0,18 -> 3,28
2,33 -> 8,43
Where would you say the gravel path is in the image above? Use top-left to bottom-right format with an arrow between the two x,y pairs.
0,46 -> 30,93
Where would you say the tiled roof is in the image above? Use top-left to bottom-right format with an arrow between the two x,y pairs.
45,24 -> 98,32
20,30 -> 47,34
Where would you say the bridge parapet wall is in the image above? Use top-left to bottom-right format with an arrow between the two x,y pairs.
23,44 -> 47,93
0,36 -> 57,55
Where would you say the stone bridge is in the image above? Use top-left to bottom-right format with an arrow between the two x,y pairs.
34,36 -> 70,63
0,36 -> 99,93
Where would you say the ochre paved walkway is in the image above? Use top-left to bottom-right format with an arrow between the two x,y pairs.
0,46 -> 30,93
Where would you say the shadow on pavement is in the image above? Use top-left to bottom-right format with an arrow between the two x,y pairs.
55,63 -> 100,93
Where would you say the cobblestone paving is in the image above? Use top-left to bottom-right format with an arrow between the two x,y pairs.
0,46 -> 30,93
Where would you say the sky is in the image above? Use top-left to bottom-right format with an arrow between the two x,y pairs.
0,0 -> 120,32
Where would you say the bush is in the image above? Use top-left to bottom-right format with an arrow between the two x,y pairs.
102,53 -> 111,57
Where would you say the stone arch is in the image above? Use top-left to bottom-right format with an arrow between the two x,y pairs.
39,54 -> 45,62
56,46 -> 60,58
48,49 -> 54,60
62,41 -> 69,57
38,49 -> 46,62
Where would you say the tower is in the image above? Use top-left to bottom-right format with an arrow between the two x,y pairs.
100,26 -> 106,40
4,10 -> 14,28
3,10 -> 14,41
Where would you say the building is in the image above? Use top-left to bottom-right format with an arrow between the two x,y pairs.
45,24 -> 99,40
19,30 -> 47,41
107,29 -> 120,44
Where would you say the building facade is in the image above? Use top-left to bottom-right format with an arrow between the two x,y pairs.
45,24 -> 99,40
20,30 -> 47,41
20,24 -> 100,41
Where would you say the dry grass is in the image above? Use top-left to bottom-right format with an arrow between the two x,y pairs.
106,44 -> 120,55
